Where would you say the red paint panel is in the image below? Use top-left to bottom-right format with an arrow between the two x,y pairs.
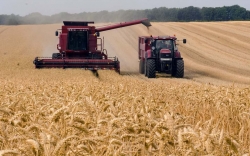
89,34 -> 97,52
139,37 -> 152,60
175,51 -> 181,58
146,50 -> 152,58
59,34 -> 67,51
160,49 -> 171,53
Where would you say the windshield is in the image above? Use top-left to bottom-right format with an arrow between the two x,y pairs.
155,40 -> 173,50
68,30 -> 88,51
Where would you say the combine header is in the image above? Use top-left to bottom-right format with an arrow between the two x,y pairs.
33,19 -> 151,73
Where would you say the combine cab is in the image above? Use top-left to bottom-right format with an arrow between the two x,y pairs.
33,19 -> 151,73
139,36 -> 186,78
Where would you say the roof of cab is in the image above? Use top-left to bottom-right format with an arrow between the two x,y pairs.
140,36 -> 177,40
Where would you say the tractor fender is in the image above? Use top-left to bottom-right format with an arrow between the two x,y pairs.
174,57 -> 183,60
145,49 -> 153,59
174,51 -> 182,58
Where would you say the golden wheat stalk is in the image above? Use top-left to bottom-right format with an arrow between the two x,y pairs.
53,135 -> 79,155
0,149 -> 19,156
26,139 -> 43,156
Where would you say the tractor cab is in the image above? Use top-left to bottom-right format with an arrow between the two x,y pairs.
155,39 -> 173,51
151,39 -> 175,61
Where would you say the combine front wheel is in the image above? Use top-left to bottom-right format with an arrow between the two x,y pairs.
52,53 -> 62,59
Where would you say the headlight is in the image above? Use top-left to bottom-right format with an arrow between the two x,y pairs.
152,46 -> 155,50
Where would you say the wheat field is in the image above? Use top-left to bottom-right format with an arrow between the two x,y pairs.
0,22 -> 250,155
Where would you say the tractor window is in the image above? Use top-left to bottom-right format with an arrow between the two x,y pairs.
68,30 -> 88,51
174,44 -> 178,51
156,40 -> 173,50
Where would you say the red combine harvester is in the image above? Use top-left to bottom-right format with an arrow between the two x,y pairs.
139,36 -> 186,78
33,19 -> 151,73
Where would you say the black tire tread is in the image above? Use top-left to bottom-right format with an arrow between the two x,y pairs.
144,60 -> 147,77
147,59 -> 156,78
175,59 -> 184,78
52,53 -> 62,59
52,53 -> 57,59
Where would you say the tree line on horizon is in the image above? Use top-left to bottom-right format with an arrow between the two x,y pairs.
0,5 -> 249,25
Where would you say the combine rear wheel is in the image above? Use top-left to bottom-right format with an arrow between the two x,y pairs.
147,59 -> 156,78
174,59 -> 184,78
139,59 -> 145,74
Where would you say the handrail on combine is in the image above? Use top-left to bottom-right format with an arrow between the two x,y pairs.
97,38 -> 103,51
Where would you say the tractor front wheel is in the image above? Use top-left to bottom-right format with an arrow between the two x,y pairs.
147,59 -> 156,78
174,59 -> 184,78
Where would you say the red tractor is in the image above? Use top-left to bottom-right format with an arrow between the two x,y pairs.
139,36 -> 186,78
33,19 -> 151,73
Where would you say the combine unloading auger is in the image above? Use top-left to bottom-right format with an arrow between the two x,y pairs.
33,19 -> 151,73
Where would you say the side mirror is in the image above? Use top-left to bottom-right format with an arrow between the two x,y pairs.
183,39 -> 187,44
150,39 -> 155,45
55,31 -> 59,36
96,32 -> 100,37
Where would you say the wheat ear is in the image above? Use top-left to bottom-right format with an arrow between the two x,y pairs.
0,150 -> 19,156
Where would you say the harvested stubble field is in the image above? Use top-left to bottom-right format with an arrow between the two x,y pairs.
0,22 -> 250,155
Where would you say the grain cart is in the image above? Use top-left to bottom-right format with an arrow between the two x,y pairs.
139,36 -> 186,78
33,19 -> 151,73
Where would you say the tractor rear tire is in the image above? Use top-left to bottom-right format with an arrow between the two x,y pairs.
139,59 -> 145,74
174,59 -> 184,78
147,59 -> 156,78
144,60 -> 147,77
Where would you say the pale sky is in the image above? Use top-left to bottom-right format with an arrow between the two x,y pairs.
1,0 -> 249,16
